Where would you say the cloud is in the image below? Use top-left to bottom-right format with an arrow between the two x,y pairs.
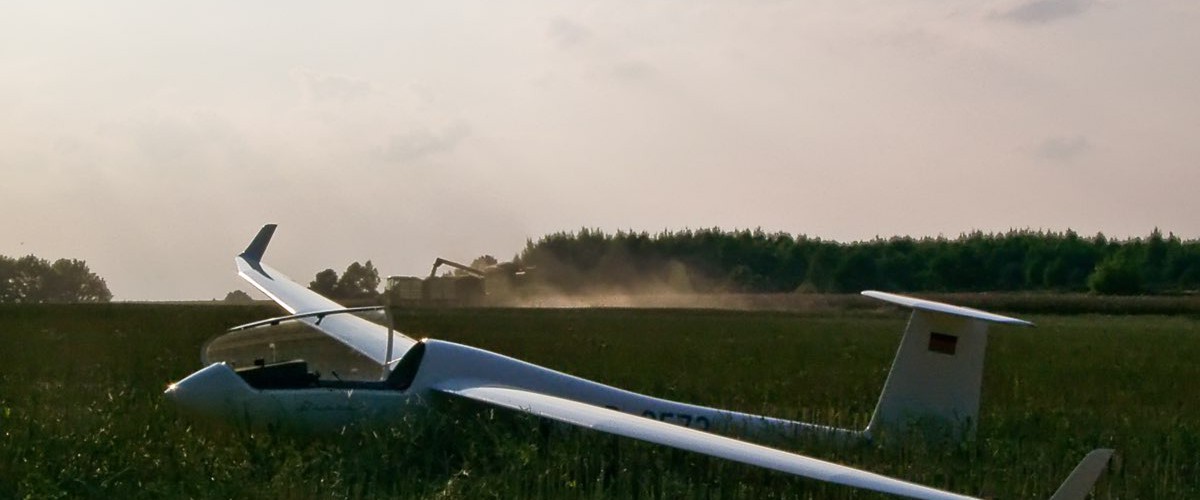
132,112 -> 251,170
994,0 -> 1092,24
611,60 -> 655,81
548,18 -> 591,49
378,123 -> 471,162
1034,135 -> 1091,161
294,69 -> 377,103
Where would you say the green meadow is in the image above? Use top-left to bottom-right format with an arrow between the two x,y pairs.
1,303 -> 1198,498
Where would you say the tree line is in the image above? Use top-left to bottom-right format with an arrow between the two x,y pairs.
515,228 -> 1200,295
307,261 -> 381,300
0,255 -> 112,303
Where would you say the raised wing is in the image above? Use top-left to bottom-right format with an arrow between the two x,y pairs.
235,224 -> 416,366
434,381 -> 975,500
236,224 -> 343,315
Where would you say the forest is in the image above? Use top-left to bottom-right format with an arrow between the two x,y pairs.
515,228 -> 1200,295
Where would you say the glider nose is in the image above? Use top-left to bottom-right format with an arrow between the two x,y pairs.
165,363 -> 249,419
163,381 -> 195,407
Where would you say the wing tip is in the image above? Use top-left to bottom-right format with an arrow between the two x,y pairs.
1049,448 -> 1114,500
239,224 -> 278,262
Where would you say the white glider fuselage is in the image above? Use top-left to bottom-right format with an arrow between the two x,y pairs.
168,337 -> 849,438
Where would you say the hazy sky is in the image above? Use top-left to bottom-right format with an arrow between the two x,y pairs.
2,0 -> 1198,300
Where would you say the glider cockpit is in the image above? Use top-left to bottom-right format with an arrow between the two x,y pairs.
210,320 -> 429,392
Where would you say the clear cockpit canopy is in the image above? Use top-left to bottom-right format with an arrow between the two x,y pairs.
203,310 -> 388,382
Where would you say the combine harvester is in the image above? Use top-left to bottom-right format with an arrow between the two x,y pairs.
167,224 -> 1112,499
386,257 -> 527,307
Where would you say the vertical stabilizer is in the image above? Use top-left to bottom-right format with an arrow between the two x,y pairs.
862,291 -> 1033,437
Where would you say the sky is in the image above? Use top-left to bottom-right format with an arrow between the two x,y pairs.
1,0 -> 1198,300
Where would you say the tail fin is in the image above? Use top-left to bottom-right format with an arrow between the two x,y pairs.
1050,449 -> 1114,500
862,291 -> 1033,437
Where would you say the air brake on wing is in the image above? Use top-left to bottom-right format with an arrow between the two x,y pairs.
227,306 -> 387,331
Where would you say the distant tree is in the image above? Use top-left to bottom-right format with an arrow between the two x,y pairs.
804,245 -> 841,292
223,290 -> 255,303
1144,228 -> 1167,286
12,255 -> 45,302
334,261 -> 380,299
832,249 -> 879,292
309,269 -> 339,298
46,258 -> 112,302
1179,263 -> 1200,290
0,254 -> 111,303
0,256 -> 15,302
469,255 -> 498,271
516,227 -> 1200,295
1089,252 -> 1143,295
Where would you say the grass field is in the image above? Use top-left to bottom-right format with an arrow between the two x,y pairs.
1,302 -> 1198,498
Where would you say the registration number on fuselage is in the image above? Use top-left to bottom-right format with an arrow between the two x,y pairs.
605,405 -> 711,430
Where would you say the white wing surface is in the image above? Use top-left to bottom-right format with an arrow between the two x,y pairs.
434,381 -> 976,500
235,224 -> 416,366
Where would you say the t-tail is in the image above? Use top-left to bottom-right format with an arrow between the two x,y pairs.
860,291 -> 1034,438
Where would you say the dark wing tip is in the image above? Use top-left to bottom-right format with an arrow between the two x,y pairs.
240,224 -> 278,262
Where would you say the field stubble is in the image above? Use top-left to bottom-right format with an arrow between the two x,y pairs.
0,302 -> 1197,498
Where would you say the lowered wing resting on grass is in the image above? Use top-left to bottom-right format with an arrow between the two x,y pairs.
435,380 -> 1112,500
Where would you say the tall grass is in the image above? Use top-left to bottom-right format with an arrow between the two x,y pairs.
1,304 -> 1197,498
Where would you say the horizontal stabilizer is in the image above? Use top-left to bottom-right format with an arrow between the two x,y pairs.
862,291 -> 1034,327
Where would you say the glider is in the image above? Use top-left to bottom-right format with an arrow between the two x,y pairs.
166,224 -> 1111,499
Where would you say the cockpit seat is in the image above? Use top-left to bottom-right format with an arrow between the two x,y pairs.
235,359 -> 319,389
